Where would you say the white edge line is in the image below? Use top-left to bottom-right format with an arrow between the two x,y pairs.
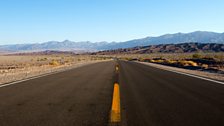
0,62 -> 99,88
137,62 -> 224,85
0,69 -> 67,88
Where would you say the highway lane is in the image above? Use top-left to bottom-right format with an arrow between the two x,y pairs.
0,61 -> 116,126
118,61 -> 224,126
0,60 -> 224,126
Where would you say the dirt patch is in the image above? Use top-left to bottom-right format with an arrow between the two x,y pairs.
0,55 -> 111,85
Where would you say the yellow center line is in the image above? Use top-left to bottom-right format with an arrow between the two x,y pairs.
110,83 -> 121,123
116,66 -> 119,71
115,65 -> 119,72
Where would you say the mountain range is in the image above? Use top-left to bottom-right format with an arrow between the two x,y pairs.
93,43 -> 224,54
1,31 -> 224,53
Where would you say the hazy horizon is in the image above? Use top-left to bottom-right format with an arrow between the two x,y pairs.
0,31 -> 222,46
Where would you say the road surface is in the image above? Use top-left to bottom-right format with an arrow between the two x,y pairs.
0,60 -> 224,126
118,61 -> 224,126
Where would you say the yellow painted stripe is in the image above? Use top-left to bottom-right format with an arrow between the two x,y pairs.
116,66 -> 119,71
115,65 -> 119,72
110,83 -> 121,123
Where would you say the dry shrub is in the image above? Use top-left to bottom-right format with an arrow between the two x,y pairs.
192,53 -> 201,59
138,58 -> 144,62
154,59 -> 165,63
49,60 -> 60,66
201,64 -> 209,68
178,60 -> 198,67
164,60 -> 177,64
64,60 -> 70,63
149,59 -> 156,63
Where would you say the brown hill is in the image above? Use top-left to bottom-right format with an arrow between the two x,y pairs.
93,43 -> 224,55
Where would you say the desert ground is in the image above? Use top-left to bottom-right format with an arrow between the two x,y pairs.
0,54 -> 111,85
0,52 -> 223,85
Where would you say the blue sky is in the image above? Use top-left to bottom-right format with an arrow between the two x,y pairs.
0,0 -> 223,45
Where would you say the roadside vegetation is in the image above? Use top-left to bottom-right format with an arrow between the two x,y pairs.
0,54 -> 111,85
104,53 -> 224,74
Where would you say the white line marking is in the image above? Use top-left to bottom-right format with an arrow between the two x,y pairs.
137,62 -> 224,85
0,70 -> 63,88
0,62 -> 100,88
165,69 -> 224,85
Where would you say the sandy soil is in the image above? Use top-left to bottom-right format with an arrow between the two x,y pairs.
0,55 -> 110,85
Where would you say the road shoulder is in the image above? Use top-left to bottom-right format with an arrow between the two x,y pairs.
0,60 -> 110,87
136,61 -> 224,83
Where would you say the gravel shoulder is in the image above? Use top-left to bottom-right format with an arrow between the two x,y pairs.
0,60 -> 110,85
138,61 -> 224,81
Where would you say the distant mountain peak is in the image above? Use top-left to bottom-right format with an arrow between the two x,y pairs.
62,40 -> 71,42
0,31 -> 223,53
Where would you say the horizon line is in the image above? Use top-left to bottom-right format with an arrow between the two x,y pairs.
1,30 -> 223,46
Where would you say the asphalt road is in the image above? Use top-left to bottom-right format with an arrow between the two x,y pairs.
118,61 -> 224,126
0,60 -> 224,126
0,61 -> 116,126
